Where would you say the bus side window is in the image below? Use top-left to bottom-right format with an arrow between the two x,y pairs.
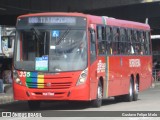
145,31 -> 151,55
97,25 -> 106,55
124,29 -> 129,54
133,30 -> 139,55
90,29 -> 96,64
102,26 -> 107,54
106,26 -> 112,55
97,26 -> 102,40
120,28 -> 126,54
102,26 -> 106,40
143,31 -> 148,55
136,31 -> 141,55
127,29 -> 132,55
130,30 -> 135,54
140,31 -> 145,55
112,27 -> 120,55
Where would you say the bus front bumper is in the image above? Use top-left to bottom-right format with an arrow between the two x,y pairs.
13,83 -> 90,101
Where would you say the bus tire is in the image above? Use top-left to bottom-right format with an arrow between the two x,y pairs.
91,81 -> 102,107
133,81 -> 139,101
125,80 -> 134,102
28,100 -> 41,110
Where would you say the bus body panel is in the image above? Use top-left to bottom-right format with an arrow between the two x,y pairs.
107,56 -> 152,97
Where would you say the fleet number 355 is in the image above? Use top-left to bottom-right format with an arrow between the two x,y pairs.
19,71 -> 31,77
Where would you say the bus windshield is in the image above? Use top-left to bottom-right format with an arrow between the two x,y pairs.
14,27 -> 87,72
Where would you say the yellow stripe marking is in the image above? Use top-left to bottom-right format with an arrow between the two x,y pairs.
106,57 -> 109,97
38,75 -> 44,88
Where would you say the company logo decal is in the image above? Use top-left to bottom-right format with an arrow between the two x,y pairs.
46,82 -> 51,87
97,60 -> 106,73
129,59 -> 141,67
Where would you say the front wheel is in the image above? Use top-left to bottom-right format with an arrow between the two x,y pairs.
28,100 -> 41,110
91,81 -> 103,107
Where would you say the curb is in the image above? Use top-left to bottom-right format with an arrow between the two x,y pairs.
155,82 -> 160,86
0,94 -> 14,105
150,82 -> 160,89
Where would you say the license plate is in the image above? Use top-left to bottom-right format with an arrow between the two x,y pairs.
42,92 -> 54,96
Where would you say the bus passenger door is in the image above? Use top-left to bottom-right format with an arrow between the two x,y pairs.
89,28 -> 98,100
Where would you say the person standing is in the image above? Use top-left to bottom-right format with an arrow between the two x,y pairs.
2,64 -> 12,84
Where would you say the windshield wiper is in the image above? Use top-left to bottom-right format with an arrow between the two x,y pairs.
44,32 -> 47,55
56,28 -> 70,45
30,27 -> 42,41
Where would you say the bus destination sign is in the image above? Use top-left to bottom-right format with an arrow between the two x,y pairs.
28,17 -> 76,24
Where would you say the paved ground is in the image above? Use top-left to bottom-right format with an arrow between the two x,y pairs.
0,83 -> 160,119
0,84 -> 14,105
0,84 -> 160,109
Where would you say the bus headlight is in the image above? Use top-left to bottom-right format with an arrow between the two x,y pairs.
13,70 -> 22,85
15,78 -> 22,85
76,68 -> 88,86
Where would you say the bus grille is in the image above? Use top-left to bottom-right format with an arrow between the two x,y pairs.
26,82 -> 72,89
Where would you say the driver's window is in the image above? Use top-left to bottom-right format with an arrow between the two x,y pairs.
90,29 -> 96,64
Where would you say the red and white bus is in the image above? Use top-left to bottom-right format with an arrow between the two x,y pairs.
13,12 -> 152,109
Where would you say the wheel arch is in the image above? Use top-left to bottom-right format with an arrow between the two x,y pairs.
136,74 -> 140,85
131,74 -> 134,84
136,74 -> 140,91
99,76 -> 104,97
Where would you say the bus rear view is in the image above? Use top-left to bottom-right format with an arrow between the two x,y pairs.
13,13 -> 89,109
